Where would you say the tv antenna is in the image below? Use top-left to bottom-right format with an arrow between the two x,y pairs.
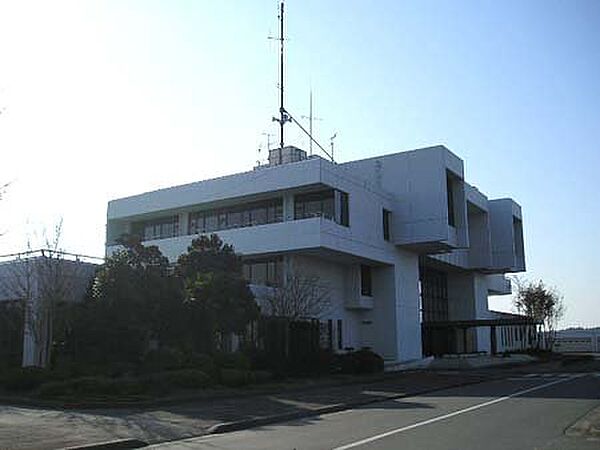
267,1 -> 335,163
270,1 -> 291,164
330,132 -> 337,162
300,90 -> 323,156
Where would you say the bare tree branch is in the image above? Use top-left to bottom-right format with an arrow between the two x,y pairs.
264,269 -> 332,321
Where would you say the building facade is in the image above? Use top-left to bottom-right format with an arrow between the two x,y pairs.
0,251 -> 100,367
106,145 -> 527,363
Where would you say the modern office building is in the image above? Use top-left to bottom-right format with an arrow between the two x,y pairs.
106,145 -> 528,363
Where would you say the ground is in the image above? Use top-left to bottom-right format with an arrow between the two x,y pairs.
0,354 -> 599,450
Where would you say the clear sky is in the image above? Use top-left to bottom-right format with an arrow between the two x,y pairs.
1,1 -> 599,328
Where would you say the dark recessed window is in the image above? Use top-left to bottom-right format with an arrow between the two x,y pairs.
383,208 -> 391,241
339,191 -> 349,227
360,264 -> 372,297
446,171 -> 456,227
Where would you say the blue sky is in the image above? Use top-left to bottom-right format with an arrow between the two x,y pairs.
0,1 -> 598,327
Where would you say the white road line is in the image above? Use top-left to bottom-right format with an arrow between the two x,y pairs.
333,374 -> 586,450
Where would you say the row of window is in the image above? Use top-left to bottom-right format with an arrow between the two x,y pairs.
243,258 -> 283,287
132,190 -> 355,242
189,199 -> 283,234
131,193 -> 395,245
294,189 -> 349,227
133,215 -> 180,242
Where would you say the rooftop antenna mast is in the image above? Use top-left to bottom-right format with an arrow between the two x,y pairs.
301,90 -> 323,156
271,0 -> 291,164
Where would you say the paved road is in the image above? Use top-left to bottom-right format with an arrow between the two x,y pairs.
149,372 -> 600,450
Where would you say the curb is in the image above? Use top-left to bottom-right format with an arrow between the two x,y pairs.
207,376 -> 487,435
62,439 -> 148,450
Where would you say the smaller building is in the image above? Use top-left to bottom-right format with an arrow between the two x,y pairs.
553,328 -> 600,353
0,250 -> 101,368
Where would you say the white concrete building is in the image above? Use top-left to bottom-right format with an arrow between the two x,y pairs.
0,250 -> 100,367
106,145 -> 528,363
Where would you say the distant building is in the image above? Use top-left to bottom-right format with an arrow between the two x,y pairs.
0,250 -> 100,367
553,328 -> 600,353
106,145 -> 529,363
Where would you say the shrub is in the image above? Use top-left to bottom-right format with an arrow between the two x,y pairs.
37,376 -> 146,399
164,369 -> 212,389
140,348 -> 186,373
183,353 -> 217,378
141,369 -> 212,392
248,370 -> 273,384
334,350 -> 384,375
1,367 -> 50,392
220,368 -> 250,387
214,352 -> 251,371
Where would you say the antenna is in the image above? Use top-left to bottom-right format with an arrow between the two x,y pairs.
270,1 -> 291,164
301,90 -> 323,156
330,132 -> 337,163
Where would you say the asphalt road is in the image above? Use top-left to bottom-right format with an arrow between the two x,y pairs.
149,372 -> 600,450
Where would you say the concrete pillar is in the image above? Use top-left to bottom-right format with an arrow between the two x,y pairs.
394,249 -> 422,361
179,212 -> 189,236
283,193 -> 294,222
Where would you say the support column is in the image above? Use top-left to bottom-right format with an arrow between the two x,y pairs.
283,193 -> 294,221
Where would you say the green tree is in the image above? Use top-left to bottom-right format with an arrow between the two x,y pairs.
67,235 -> 184,365
177,235 -> 258,352
513,278 -> 565,349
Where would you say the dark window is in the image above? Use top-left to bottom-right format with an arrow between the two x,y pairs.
337,319 -> 343,350
294,189 -> 335,220
360,265 -> 372,297
419,267 -> 448,323
383,209 -> 391,241
187,198 -> 283,235
135,215 -> 179,241
205,213 -> 218,232
243,257 -> 283,287
446,171 -> 456,227
339,191 -> 349,227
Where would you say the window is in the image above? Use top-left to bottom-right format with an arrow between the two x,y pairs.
419,267 -> 448,323
294,190 -> 335,221
383,208 -> 391,241
360,264 -> 372,297
446,171 -> 456,227
243,257 -> 283,287
134,215 -> 179,241
294,188 -> 348,226
187,198 -> 283,235
337,319 -> 343,350
339,191 -> 349,227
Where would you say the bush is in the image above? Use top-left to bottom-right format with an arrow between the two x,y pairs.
163,369 -> 212,389
1,367 -> 50,392
140,348 -> 186,373
214,352 -> 251,371
37,376 -> 146,399
334,349 -> 384,375
248,370 -> 273,384
220,368 -> 250,387
183,353 -> 217,378
141,369 -> 212,392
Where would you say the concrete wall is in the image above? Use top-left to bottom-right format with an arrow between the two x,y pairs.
342,146 -> 468,252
